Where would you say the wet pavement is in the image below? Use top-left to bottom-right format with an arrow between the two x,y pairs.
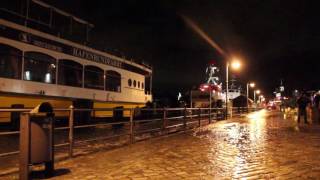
4,109 -> 320,179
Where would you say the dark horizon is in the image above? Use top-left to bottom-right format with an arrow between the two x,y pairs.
29,0 -> 320,97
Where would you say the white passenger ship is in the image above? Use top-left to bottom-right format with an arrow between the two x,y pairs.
0,0 -> 152,124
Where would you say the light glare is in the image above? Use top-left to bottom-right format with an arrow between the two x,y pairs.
231,60 -> 241,70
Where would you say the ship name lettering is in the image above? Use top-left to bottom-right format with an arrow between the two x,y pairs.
73,47 -> 122,68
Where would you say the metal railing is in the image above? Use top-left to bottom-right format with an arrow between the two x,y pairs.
0,106 -> 261,171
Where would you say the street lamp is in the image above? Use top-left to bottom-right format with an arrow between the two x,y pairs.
225,59 -> 241,119
259,95 -> 264,104
231,60 -> 241,69
246,82 -> 255,109
254,90 -> 261,105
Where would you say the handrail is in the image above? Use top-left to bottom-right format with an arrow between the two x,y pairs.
0,106 -> 262,161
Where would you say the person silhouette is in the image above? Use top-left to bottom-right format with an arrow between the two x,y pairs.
297,92 -> 311,124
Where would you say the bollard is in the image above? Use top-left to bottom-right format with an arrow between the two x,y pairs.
130,109 -> 134,144
68,105 -> 74,158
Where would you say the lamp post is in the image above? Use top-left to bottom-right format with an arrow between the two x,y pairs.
225,60 -> 241,119
254,90 -> 260,107
259,95 -> 264,104
246,82 -> 255,109
225,62 -> 229,119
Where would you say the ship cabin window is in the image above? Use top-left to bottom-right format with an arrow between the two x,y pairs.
105,70 -> 121,92
141,82 -> 144,89
0,44 -> 22,79
128,79 -> 132,87
138,81 -> 140,88
133,80 -> 136,88
24,52 -> 56,84
58,59 -> 83,87
84,65 -> 104,90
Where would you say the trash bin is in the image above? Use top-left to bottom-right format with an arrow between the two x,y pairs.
19,102 -> 55,180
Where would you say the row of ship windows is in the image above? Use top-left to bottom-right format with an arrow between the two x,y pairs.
0,43 -> 147,93
128,79 -> 144,89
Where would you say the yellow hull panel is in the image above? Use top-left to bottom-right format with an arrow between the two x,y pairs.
93,102 -> 145,118
0,96 -> 71,122
0,95 -> 146,122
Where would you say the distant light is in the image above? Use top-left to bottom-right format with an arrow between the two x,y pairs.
203,84 -> 209,88
256,90 -> 261,94
25,71 -> 31,80
45,73 -> 51,83
280,86 -> 284,92
249,83 -> 255,88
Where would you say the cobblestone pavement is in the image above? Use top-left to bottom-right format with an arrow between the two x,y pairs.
5,110 -> 320,179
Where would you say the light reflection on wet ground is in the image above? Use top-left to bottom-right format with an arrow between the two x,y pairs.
4,110 -> 320,179
193,110 -> 320,179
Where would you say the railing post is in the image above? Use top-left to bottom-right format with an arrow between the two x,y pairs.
19,113 -> 30,180
209,107 -> 211,124
198,108 -> 201,127
130,108 -> 134,144
162,108 -> 167,134
183,107 -> 187,130
68,105 -> 74,158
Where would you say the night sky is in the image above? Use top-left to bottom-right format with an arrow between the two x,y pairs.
44,0 -> 320,97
